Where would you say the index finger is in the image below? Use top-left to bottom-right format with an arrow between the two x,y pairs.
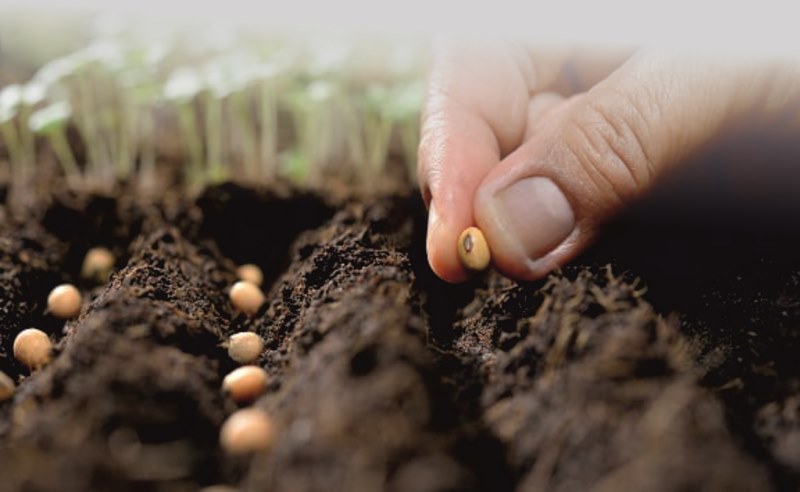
418,39 -> 537,282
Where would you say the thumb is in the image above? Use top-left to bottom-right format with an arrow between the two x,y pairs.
474,50 -> 800,280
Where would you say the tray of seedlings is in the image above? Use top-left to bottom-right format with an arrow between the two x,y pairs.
1,17 -> 800,492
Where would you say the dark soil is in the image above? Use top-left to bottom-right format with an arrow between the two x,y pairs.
0,178 -> 799,492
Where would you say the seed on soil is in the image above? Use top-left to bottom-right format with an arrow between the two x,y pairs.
47,283 -> 82,319
0,371 -> 15,401
229,281 -> 265,316
236,263 -> 263,287
81,247 -> 115,282
457,227 -> 491,272
228,332 -> 264,364
13,328 -> 52,370
219,408 -> 275,454
222,365 -> 268,403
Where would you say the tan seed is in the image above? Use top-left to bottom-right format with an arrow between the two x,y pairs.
0,371 -> 15,401
13,328 -> 52,370
220,408 -> 275,454
81,247 -> 115,282
236,264 -> 263,287
222,366 -> 268,403
457,227 -> 491,272
228,332 -> 264,364
47,283 -> 82,319
229,281 -> 265,316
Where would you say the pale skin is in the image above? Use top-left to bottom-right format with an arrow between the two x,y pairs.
418,39 -> 800,282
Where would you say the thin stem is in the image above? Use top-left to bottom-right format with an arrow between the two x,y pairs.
399,118 -> 420,178
365,113 -> 393,176
1,122 -> 25,185
204,94 -> 225,182
339,94 -> 366,169
259,82 -> 278,178
138,107 -> 157,190
116,89 -> 134,179
177,104 -> 203,183
49,129 -> 81,187
74,71 -> 103,177
229,91 -> 259,180
18,105 -> 36,169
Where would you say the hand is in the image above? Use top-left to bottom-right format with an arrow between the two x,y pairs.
418,38 -> 800,282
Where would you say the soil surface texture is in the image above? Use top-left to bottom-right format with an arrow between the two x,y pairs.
0,180 -> 799,491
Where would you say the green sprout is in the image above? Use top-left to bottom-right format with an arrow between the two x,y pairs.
283,79 -> 345,183
163,67 -> 204,182
6,25 -> 427,191
385,80 -> 424,175
28,101 -> 81,185
0,85 -> 25,183
360,83 -> 396,177
255,62 -> 284,179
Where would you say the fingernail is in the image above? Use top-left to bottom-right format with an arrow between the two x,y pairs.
492,177 -> 575,260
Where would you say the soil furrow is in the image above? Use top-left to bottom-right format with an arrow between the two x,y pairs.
0,226 -> 234,491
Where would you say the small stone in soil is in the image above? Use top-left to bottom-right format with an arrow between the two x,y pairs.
81,247 -> 115,283
236,263 -> 263,287
228,332 -> 264,364
220,408 -> 275,454
13,328 -> 52,370
222,366 -> 268,403
229,281 -> 265,316
47,283 -> 82,319
0,371 -> 15,400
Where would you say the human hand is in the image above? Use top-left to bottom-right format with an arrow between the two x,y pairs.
418,39 -> 800,282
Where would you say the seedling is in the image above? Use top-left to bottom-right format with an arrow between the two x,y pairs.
236,264 -> 263,287
28,102 -> 81,186
47,284 -> 82,319
229,281 -> 265,317
13,328 -> 52,370
7,27 -> 427,191
219,408 -> 275,454
0,371 -> 15,401
222,365 -> 268,403
458,227 -> 491,272
82,247 -> 115,283
227,331 -> 264,364
163,68 -> 204,182
0,88 -> 24,184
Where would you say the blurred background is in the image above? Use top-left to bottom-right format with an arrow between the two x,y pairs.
0,4 -> 432,191
0,0 -> 798,215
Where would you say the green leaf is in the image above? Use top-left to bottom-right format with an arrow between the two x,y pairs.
28,101 -> 72,134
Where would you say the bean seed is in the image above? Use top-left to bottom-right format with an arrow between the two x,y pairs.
220,408 -> 275,454
457,227 -> 491,272
229,281 -> 265,316
47,284 -> 82,319
222,366 -> 268,403
13,328 -> 52,370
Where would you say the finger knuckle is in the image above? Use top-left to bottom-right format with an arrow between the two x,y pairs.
563,93 -> 657,203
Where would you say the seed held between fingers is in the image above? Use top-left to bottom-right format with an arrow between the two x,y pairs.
220,408 -> 275,454
457,227 -> 491,272
47,283 -> 82,319
13,328 -> 52,370
222,365 -> 268,403
228,332 -> 264,364
236,263 -> 263,287
229,281 -> 265,316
